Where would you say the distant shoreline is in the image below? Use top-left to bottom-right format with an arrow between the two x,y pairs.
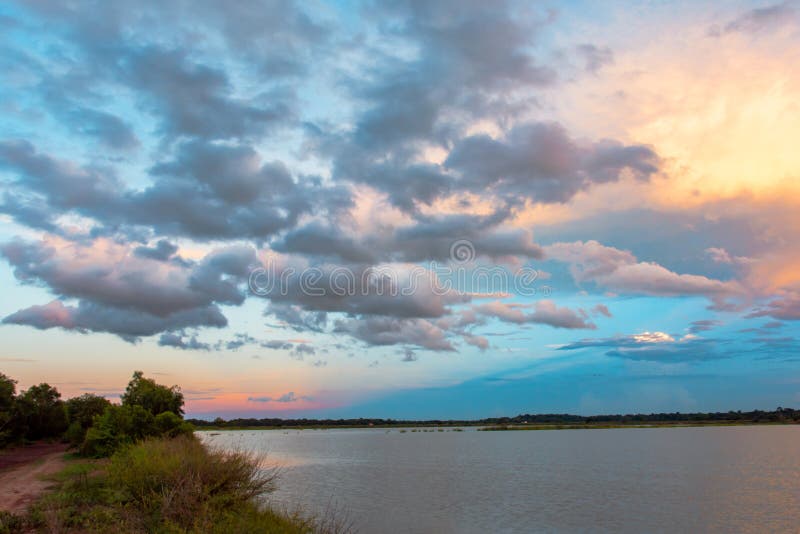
195,420 -> 800,432
189,407 -> 800,431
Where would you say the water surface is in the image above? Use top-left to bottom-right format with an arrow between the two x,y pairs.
199,426 -> 800,533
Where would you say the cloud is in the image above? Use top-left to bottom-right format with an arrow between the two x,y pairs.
462,333 -> 489,350
259,262 -> 469,320
291,343 -> 316,359
688,320 -> 723,333
0,237 -> 258,340
591,304 -> 612,318
4,300 -> 226,342
705,247 -> 754,266
400,348 -> 418,362
710,2 -> 797,36
0,139 -> 345,241
475,300 -> 597,330
158,332 -> 212,351
444,122 -> 659,204
248,391 -> 310,403
559,331 -> 728,362
334,316 -> 454,351
747,293 -> 800,321
133,240 -> 180,262
62,107 -> 140,151
575,44 -> 614,73
260,340 -> 294,350
545,240 -> 743,298
274,219 -> 543,263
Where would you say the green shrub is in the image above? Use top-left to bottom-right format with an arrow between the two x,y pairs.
81,404 -> 156,457
154,411 -> 194,438
65,394 -> 111,446
107,436 -> 281,531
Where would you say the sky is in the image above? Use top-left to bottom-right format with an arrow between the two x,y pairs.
1,0 -> 800,419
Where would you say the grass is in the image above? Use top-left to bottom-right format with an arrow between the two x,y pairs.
6,435 -> 351,533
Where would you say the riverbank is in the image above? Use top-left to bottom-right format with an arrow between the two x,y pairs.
0,436 -> 343,534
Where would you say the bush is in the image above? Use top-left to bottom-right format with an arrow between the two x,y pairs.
154,411 -> 194,438
106,436 -> 288,532
81,405 -> 194,457
65,394 -> 111,446
81,405 -> 156,457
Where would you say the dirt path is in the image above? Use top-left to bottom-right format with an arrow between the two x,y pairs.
0,443 -> 68,514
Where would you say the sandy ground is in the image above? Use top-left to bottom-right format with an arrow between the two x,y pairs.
0,443 -> 68,514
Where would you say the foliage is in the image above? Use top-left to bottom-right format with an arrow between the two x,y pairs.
81,404 -> 150,458
12,383 -> 68,441
65,394 -> 111,446
154,411 -> 194,438
0,373 -> 17,446
81,385 -> 193,457
121,371 -> 184,417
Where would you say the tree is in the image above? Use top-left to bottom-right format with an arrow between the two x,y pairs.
121,371 -> 184,417
13,383 -> 68,440
0,373 -> 17,445
65,393 -> 112,446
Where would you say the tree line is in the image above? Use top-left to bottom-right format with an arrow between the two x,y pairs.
189,407 -> 800,428
0,371 -> 191,457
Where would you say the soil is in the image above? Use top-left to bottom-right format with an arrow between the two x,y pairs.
0,442 -> 68,513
